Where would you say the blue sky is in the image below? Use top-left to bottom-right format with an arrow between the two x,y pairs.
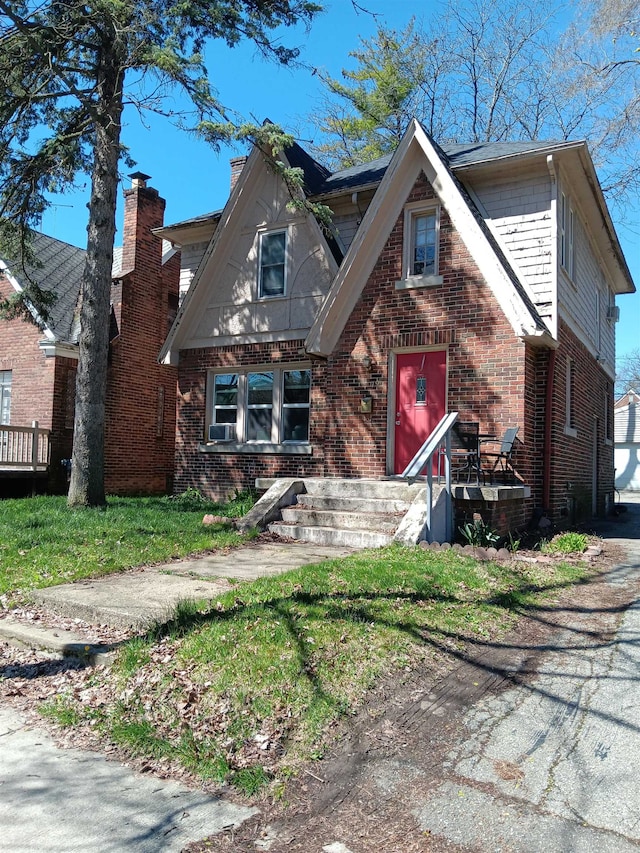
40,0 -> 639,364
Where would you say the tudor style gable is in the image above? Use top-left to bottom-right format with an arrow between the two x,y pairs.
161,148 -> 340,362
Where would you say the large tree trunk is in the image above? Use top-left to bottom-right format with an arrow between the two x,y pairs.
67,50 -> 124,507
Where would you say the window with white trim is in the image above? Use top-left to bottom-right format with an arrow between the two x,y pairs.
397,204 -> 442,290
406,207 -> 438,277
258,230 -> 287,298
0,370 -> 11,425
212,373 -> 239,440
208,367 -> 310,444
560,192 -> 575,280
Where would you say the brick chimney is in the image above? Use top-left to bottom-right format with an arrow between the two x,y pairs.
230,156 -> 248,194
120,171 -> 166,274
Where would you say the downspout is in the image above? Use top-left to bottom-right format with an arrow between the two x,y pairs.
543,348 -> 556,510
543,154 -> 559,511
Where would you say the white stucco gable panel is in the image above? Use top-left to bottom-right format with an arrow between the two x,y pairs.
161,144 -> 340,358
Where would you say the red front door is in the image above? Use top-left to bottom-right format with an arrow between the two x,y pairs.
394,350 -> 447,474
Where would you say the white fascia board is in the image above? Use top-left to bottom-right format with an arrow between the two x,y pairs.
306,124 -> 422,357
39,340 -> 78,359
0,259 -> 54,339
306,120 -> 547,357
413,124 -> 547,342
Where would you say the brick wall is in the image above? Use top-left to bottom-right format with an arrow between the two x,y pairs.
0,276 -> 71,491
546,319 -> 614,521
175,173 -> 544,506
104,182 -> 179,495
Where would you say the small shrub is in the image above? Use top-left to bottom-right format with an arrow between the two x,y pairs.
507,532 -> 521,553
166,487 -> 213,511
459,519 -> 500,548
543,532 -> 588,554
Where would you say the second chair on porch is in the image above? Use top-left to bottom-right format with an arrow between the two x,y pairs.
481,427 -> 519,483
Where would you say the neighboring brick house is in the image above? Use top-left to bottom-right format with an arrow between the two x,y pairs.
160,120 -> 635,531
0,174 -> 179,495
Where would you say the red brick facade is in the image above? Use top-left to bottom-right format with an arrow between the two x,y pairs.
174,170 -> 616,525
0,180 -> 179,496
104,183 -> 178,495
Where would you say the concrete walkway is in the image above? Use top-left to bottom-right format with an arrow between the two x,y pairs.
0,541 -> 354,852
16,542 -> 354,635
0,704 -> 257,853
413,494 -> 640,851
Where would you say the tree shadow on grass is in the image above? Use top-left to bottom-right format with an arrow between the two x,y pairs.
141,556 -> 640,740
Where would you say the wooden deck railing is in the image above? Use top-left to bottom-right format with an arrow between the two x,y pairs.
0,422 -> 51,470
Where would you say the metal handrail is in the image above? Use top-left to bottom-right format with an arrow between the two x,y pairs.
400,411 -> 459,543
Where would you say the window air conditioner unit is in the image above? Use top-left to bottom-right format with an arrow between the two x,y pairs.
208,424 -> 235,442
606,305 -> 620,322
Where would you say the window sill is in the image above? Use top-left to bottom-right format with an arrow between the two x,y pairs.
395,274 -> 443,291
564,425 -> 578,438
199,442 -> 313,455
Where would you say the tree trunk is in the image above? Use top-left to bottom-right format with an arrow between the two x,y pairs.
67,49 -> 124,507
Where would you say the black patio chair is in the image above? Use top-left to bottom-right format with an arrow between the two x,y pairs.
451,421 -> 480,483
481,427 -> 519,483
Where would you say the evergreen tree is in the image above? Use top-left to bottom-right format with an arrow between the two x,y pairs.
0,0 -> 321,507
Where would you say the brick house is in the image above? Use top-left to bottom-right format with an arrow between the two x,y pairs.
160,121 -> 635,535
0,174 -> 179,495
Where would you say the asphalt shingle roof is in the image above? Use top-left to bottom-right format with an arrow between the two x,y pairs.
4,232 -> 86,342
317,140 -> 565,195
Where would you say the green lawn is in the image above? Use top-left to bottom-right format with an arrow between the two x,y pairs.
39,541 -> 591,794
0,491 -> 254,597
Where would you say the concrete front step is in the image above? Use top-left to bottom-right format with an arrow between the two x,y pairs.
301,478 -> 423,501
269,522 -> 393,549
281,506 -> 401,532
295,493 -> 411,514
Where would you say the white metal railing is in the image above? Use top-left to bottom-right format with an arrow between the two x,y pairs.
401,411 -> 459,543
0,421 -> 51,470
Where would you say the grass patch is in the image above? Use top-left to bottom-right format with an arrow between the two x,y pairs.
542,532 -> 589,554
50,544 -> 591,792
0,493 -> 255,597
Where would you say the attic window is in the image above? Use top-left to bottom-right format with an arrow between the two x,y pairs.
396,203 -> 442,290
259,230 -> 286,298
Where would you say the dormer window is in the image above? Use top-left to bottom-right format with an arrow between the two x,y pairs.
259,229 -> 287,298
396,203 -> 442,290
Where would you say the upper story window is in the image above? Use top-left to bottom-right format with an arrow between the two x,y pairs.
397,204 -> 442,290
560,192 -> 575,281
0,370 -> 11,425
258,230 -> 287,298
411,211 -> 437,276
